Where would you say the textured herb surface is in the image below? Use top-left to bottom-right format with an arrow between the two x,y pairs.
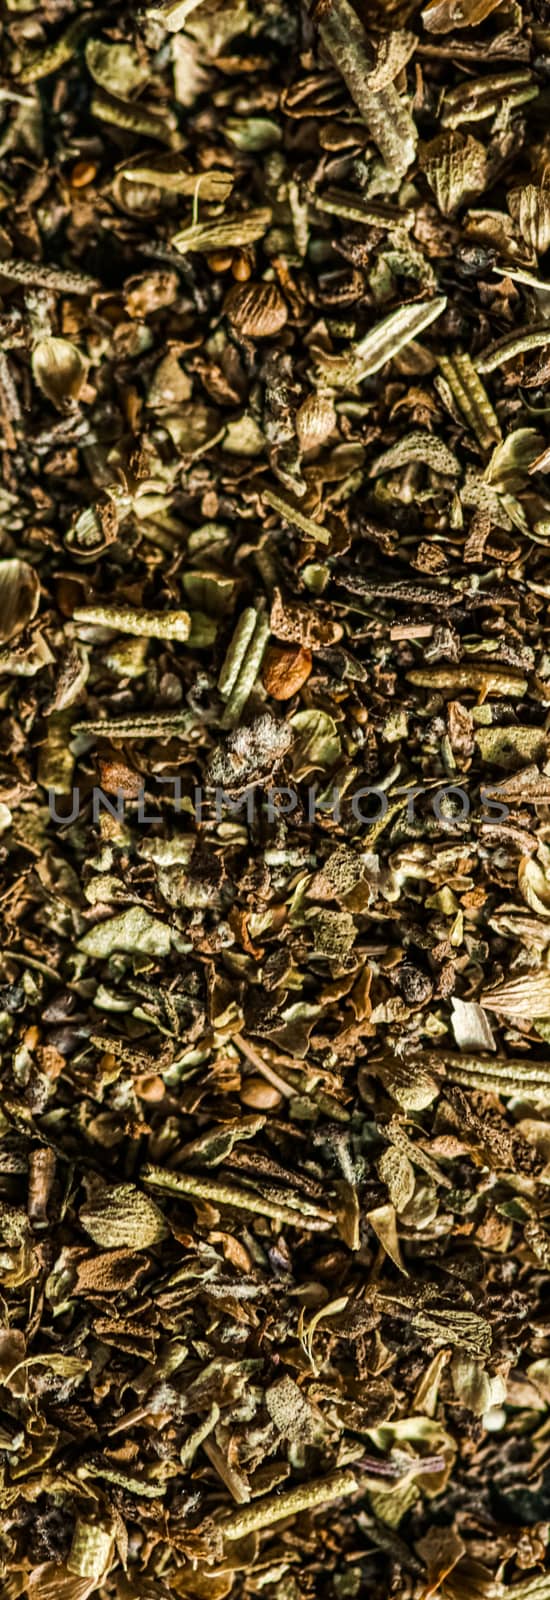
2,1 -> 550,1598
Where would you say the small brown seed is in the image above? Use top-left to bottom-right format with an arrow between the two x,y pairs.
207,252 -> 234,273
70,161 -> 97,187
262,643 -> 313,700
225,281 -> 288,338
240,1076 -> 283,1109
232,252 -> 252,281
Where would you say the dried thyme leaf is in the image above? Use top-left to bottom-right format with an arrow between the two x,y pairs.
422,0 -> 505,30
71,711 -> 200,739
316,189 -> 414,230
122,156 -> 234,200
312,297 -> 447,388
218,608 -> 270,727
406,665 -> 528,696
441,71 -> 537,129
78,908 -> 173,958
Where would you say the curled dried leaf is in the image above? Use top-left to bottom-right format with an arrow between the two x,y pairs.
67,1522 -> 114,1582
85,38 -> 151,96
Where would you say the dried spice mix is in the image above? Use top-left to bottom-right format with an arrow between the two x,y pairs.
4,0 -> 550,1597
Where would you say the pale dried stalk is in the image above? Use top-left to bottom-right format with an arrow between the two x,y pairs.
215,1468 -> 359,1540
0,259 -> 98,293
0,350 -> 21,423
27,1148 -> 56,1224
74,605 -> 191,642
72,711 -> 201,739
179,1404 -> 220,1468
438,353 -> 501,447
142,1164 -> 335,1229
406,666 -> 527,696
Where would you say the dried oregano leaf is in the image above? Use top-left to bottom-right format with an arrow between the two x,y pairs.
27,1560 -> 98,1600
80,1182 -> 169,1248
518,856 -> 550,918
420,131 -> 487,216
481,971 -> 550,1019
85,38 -> 151,96
377,1147 -> 415,1213
369,431 -> 460,479
217,607 -> 270,727
67,1522 -> 114,1583
475,725 -> 546,768
485,428 -> 543,491
266,1375 -> 323,1442
78,907 -> 172,958
507,185 -> 550,255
